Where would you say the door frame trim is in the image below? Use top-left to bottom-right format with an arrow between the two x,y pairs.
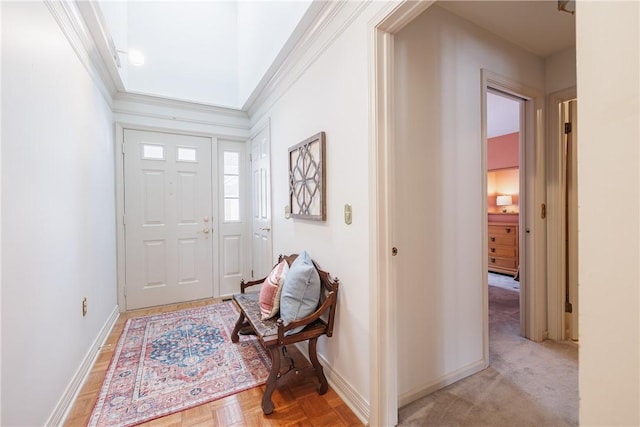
546,87 -> 577,340
481,70 -> 547,343
248,117 -> 273,280
114,122 -> 219,311
368,1 -> 435,425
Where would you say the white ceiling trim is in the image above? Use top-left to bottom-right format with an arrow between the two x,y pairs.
114,92 -> 249,119
44,0 -> 117,107
113,92 -> 250,137
241,0 -> 330,112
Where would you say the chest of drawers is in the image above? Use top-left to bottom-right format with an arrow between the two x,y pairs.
488,223 -> 519,275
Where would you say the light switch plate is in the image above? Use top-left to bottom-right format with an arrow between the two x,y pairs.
344,204 -> 352,225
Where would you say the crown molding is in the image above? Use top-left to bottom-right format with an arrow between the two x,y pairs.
245,0 -> 372,126
113,92 -> 250,134
114,92 -> 248,119
240,0 -> 330,111
74,1 -> 126,93
44,0 -> 118,106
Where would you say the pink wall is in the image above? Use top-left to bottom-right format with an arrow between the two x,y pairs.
488,132 -> 519,170
488,133 -> 519,220
487,168 -> 519,213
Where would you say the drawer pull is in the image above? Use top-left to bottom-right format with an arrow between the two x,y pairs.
505,228 -> 511,233
490,257 -> 496,263
490,248 -> 496,253
490,237 -> 496,242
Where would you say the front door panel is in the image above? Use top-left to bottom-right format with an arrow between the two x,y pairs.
124,129 -> 213,310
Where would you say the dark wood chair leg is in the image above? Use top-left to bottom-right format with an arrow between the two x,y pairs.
230,312 -> 246,343
262,345 -> 281,415
308,337 -> 328,395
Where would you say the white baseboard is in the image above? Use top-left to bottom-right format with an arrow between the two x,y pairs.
398,358 -> 488,408
294,343 -> 370,425
319,352 -> 370,425
46,306 -> 120,427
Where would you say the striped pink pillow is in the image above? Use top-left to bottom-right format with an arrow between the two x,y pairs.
259,260 -> 290,320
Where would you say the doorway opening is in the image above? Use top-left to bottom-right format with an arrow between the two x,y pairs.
486,89 -> 524,343
561,97 -> 578,341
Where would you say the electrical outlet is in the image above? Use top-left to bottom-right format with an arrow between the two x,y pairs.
82,297 -> 88,317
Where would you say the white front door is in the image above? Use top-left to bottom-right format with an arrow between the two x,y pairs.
251,125 -> 273,280
123,129 -> 213,310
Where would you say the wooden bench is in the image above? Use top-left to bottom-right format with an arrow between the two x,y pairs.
230,254 -> 339,414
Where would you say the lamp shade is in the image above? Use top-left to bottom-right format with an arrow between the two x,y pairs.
496,195 -> 513,206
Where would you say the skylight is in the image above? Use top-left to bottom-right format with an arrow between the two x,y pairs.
99,0 -> 312,109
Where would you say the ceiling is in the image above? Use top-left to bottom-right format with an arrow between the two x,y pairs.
437,0 -> 576,137
98,0 -> 313,109
97,1 -> 575,112
487,92 -> 520,138
438,0 -> 576,58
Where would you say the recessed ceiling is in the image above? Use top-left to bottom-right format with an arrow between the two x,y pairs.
98,0 -> 313,109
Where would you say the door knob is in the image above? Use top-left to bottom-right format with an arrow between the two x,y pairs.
202,227 -> 210,234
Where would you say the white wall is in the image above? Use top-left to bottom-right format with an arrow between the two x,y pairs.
249,2 -> 389,416
393,5 -> 545,402
577,1 -> 640,425
1,2 -> 117,425
545,47 -> 576,95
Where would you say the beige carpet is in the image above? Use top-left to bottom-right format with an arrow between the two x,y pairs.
398,285 -> 578,427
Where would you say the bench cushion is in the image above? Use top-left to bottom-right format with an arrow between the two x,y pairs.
233,292 -> 279,338
233,291 -> 328,346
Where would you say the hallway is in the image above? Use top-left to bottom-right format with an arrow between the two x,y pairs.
398,285 -> 578,426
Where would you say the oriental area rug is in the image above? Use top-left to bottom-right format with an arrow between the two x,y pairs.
88,301 -> 271,427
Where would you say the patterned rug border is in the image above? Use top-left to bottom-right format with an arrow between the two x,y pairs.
87,301 -> 271,427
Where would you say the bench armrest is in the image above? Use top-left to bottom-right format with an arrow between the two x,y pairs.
276,290 -> 337,344
240,277 -> 265,293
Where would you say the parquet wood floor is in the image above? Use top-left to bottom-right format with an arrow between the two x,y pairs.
64,298 -> 363,427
